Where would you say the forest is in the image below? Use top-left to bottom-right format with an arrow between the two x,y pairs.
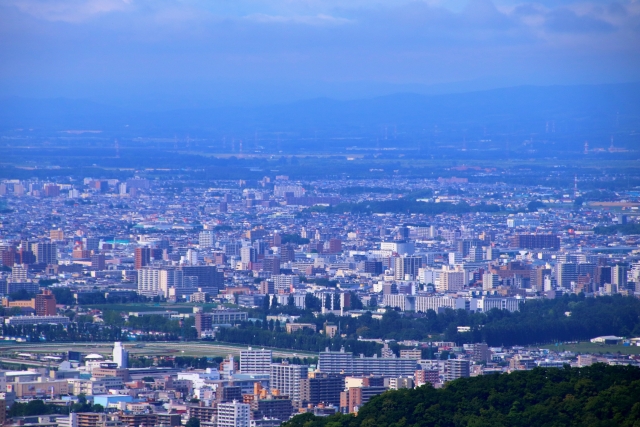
283,364 -> 640,427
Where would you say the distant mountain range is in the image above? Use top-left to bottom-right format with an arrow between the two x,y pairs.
1,83 -> 639,150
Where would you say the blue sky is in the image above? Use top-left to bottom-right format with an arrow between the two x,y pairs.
1,0 -> 639,109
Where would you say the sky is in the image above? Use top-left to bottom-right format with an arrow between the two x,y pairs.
1,0 -> 639,109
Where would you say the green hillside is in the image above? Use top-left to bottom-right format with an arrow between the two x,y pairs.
283,364 -> 640,427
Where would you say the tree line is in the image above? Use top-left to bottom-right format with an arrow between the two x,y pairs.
283,364 -> 640,427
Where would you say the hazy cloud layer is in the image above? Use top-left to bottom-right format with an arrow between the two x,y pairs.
1,0 -> 638,107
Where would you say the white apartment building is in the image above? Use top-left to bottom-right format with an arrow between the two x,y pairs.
438,268 -> 465,292
269,362 -> 307,405
217,400 -> 250,427
273,274 -> 300,292
240,348 -> 272,374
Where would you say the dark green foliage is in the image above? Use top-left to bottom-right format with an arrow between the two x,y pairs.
281,234 -> 310,245
8,397 -> 103,417
9,289 -> 35,301
594,223 -> 640,235
38,279 -> 59,287
185,417 -> 201,427
527,200 -> 546,211
310,200 -> 500,215
51,287 -> 75,305
283,364 -> 640,427
222,295 -> 640,350
339,187 -> 396,195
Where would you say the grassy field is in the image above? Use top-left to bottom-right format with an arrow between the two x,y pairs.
86,303 -> 219,314
541,342 -> 640,356
0,341 -> 315,360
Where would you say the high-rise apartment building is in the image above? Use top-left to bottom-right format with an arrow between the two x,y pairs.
138,268 -> 161,296
35,242 -> 57,265
444,359 -> 470,382
510,234 -> 560,250
394,256 -> 422,280
35,289 -> 57,316
216,400 -> 250,427
199,231 -> 215,248
134,247 -> 151,270
438,268 -> 465,292
240,347 -> 272,374
269,362 -> 308,405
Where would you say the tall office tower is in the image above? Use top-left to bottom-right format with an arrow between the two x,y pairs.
137,268 -> 161,296
595,266 -> 612,288
35,289 -> 57,316
328,238 -> 342,254
612,264 -> 628,290
118,182 -> 127,195
364,260 -> 383,276
468,246 -> 483,262
134,247 -> 151,269
262,256 -> 281,275
219,201 -> 228,213
457,239 -> 483,257
448,252 -> 463,266
556,263 -> 578,289
199,231 -> 215,248
270,362 -> 308,406
84,237 -> 101,252
225,242 -> 242,257
216,401 -> 250,427
112,342 -> 129,368
482,273 -> 499,291
240,247 -> 258,264
532,266 -> 552,292
444,359 -> 470,382
35,242 -> 58,265
394,255 -> 422,280
240,347 -> 272,374
439,268 -> 466,292
280,243 -> 296,262
179,265 -> 224,291
91,254 -> 106,271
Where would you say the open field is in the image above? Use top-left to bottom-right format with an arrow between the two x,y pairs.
0,341 -> 315,360
538,342 -> 640,356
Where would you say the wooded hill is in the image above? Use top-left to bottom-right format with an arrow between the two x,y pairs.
283,364 -> 640,427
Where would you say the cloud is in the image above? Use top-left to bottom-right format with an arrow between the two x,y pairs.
244,13 -> 352,25
544,8 -> 616,33
10,0 -> 132,22
0,0 -> 639,106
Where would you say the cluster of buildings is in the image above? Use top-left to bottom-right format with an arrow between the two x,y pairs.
0,175 -> 639,424
1,339 -> 638,427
